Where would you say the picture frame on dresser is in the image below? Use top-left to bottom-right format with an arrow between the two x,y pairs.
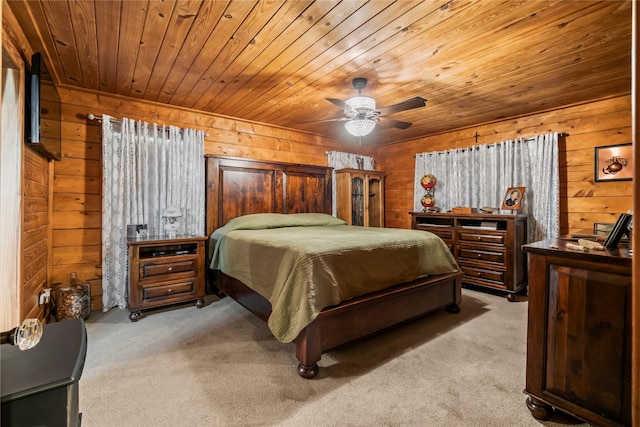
501,186 -> 525,210
595,143 -> 632,182
603,212 -> 632,248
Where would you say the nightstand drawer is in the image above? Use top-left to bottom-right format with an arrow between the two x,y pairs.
458,248 -> 504,264
458,232 -> 505,245
140,259 -> 196,280
143,280 -> 195,300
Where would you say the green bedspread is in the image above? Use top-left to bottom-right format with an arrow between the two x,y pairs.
210,213 -> 460,343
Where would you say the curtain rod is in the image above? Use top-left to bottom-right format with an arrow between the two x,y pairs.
324,150 -> 373,155
412,132 -> 567,157
87,113 -> 210,137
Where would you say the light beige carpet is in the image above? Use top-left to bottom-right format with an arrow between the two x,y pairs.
79,289 -> 589,427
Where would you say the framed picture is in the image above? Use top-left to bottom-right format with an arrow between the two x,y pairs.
595,143 -> 632,182
501,186 -> 525,210
603,213 -> 632,248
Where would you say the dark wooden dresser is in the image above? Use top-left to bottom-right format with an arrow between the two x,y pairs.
522,239 -> 631,427
411,212 -> 528,299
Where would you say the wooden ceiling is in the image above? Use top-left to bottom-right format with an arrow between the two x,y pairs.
7,0 -> 632,145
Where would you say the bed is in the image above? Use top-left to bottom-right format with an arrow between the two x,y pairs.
205,156 -> 463,378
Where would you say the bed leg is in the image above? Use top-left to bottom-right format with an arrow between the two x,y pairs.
447,278 -> 462,314
295,322 -> 321,379
297,363 -> 319,379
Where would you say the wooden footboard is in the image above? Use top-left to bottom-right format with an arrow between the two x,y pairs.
216,270 -> 463,378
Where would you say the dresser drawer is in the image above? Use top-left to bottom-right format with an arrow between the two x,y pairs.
458,232 -> 505,245
142,280 -> 195,301
460,265 -> 504,283
458,248 -> 505,264
140,259 -> 196,280
462,275 -> 507,290
419,227 -> 453,241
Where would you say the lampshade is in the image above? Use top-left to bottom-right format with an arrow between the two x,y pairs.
162,206 -> 182,218
345,118 -> 376,136
345,96 -> 376,117
162,205 -> 182,237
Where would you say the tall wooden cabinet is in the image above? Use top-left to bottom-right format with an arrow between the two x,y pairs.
410,212 -> 528,300
335,169 -> 385,227
522,239 -> 631,426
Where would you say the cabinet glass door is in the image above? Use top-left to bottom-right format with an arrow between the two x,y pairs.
351,176 -> 365,226
368,176 -> 382,227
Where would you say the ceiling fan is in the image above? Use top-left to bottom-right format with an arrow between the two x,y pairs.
305,78 -> 427,137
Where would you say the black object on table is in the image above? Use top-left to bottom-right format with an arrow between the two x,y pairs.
1,318 -> 87,427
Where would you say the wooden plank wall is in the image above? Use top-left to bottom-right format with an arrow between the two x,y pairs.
22,147 -> 49,320
56,86 -> 369,311
377,95 -> 633,235
52,110 -> 103,310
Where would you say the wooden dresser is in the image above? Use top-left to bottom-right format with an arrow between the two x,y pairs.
522,239 -> 631,426
410,212 -> 528,299
127,235 -> 207,321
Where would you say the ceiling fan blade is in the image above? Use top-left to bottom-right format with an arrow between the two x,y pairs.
326,98 -> 347,110
377,116 -> 412,130
376,97 -> 427,115
297,117 -> 349,124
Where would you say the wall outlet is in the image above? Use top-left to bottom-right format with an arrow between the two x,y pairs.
38,288 -> 51,306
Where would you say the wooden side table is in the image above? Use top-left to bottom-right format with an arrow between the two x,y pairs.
127,235 -> 207,321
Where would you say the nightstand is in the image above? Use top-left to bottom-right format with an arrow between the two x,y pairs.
127,235 -> 207,321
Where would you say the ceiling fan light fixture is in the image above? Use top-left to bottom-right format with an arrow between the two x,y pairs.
345,118 -> 376,137
345,96 -> 376,117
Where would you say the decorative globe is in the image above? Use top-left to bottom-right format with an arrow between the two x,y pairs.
421,196 -> 436,208
421,174 -> 437,189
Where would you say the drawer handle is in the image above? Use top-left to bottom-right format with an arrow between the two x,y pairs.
167,288 -> 173,293
477,272 -> 482,277
477,236 -> 482,241
477,253 -> 482,258
167,267 -> 173,271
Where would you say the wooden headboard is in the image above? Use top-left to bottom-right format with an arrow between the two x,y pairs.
205,156 -> 333,236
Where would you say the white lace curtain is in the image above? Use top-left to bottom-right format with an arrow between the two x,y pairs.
414,132 -> 559,241
101,115 -> 205,310
326,151 -> 376,215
